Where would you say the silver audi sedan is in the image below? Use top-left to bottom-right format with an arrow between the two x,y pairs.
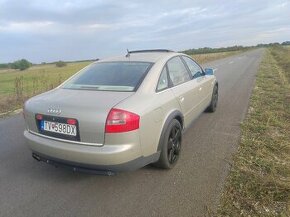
23,49 -> 218,175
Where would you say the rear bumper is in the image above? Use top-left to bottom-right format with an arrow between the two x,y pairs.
24,130 -> 159,172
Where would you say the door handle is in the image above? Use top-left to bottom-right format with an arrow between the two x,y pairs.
179,96 -> 184,103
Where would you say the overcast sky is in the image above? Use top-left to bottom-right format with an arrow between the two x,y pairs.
0,0 -> 290,63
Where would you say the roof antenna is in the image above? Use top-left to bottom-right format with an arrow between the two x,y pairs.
126,49 -> 130,58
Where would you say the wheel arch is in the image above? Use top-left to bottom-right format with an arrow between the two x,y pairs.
212,80 -> 218,94
157,110 -> 184,152
215,81 -> 219,89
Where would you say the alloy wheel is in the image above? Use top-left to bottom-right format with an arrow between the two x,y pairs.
167,125 -> 181,164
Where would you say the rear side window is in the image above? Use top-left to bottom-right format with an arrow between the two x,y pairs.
156,67 -> 169,92
167,57 -> 191,86
182,56 -> 204,79
62,62 -> 152,91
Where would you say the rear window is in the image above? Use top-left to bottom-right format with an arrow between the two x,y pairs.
62,61 -> 152,91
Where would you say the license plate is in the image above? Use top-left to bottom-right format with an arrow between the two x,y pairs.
41,121 -> 77,136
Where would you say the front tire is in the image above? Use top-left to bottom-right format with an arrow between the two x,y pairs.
154,119 -> 182,169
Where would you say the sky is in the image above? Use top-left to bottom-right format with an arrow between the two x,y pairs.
0,0 -> 290,63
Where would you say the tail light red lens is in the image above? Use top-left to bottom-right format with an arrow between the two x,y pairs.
105,108 -> 140,133
67,119 -> 77,125
36,114 -> 43,120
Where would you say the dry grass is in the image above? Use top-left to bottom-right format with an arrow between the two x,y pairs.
217,47 -> 290,216
191,51 -> 242,64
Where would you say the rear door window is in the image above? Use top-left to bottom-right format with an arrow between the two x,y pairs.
167,57 -> 191,86
156,67 -> 169,92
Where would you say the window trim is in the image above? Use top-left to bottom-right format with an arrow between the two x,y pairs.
61,61 -> 154,92
155,65 -> 172,93
165,56 -> 192,87
155,55 -> 205,93
133,62 -> 154,91
180,55 -> 205,79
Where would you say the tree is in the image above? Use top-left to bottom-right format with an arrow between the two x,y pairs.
11,59 -> 32,70
282,41 -> 290,45
56,61 -> 67,67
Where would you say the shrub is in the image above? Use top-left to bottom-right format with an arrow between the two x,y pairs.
11,59 -> 32,71
56,61 -> 67,67
0,63 -> 9,69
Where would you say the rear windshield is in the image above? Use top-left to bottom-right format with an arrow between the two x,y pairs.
62,61 -> 152,91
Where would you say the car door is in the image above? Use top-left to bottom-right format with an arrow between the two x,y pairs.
166,56 -> 200,128
181,56 -> 212,111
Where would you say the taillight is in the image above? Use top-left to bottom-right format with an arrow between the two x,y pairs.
105,108 -> 140,133
67,119 -> 77,125
36,114 -> 43,120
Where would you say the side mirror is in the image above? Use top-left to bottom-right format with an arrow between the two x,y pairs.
204,68 -> 214,75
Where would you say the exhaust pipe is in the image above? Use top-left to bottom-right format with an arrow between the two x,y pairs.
31,153 -> 116,175
32,153 -> 41,161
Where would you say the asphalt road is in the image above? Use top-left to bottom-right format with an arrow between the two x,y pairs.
0,49 -> 264,217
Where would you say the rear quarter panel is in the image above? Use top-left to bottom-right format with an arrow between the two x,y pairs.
115,90 -> 182,157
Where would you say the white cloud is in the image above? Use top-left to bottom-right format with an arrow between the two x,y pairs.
0,21 -> 54,32
276,1 -> 289,8
257,27 -> 290,39
0,0 -> 290,63
83,23 -> 112,30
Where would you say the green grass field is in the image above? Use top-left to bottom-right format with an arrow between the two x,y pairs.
0,61 -> 91,96
218,46 -> 290,216
0,51 -> 242,114
0,61 -> 92,114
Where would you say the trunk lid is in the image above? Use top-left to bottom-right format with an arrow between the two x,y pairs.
25,88 -> 134,145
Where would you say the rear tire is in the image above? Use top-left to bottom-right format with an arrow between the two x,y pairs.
206,85 -> 218,113
153,119 -> 182,169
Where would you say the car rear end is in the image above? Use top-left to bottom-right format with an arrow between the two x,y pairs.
23,61 -> 155,174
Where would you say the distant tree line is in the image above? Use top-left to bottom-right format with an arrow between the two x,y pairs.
0,59 -> 69,70
182,45 -> 246,55
281,41 -> 290,45
1,41 -> 289,71
182,41 -> 290,55
0,59 -> 32,70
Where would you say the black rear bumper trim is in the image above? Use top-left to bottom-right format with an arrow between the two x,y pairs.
32,151 -> 160,175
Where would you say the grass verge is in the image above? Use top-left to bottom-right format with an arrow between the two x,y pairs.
217,46 -> 290,216
191,50 -> 242,64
